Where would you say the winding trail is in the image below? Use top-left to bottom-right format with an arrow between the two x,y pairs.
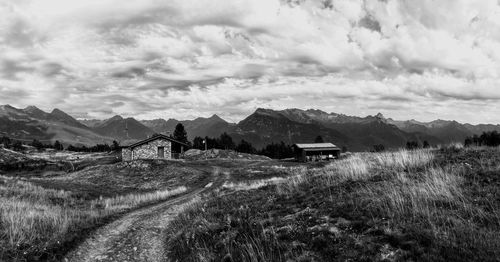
65,169 -> 223,262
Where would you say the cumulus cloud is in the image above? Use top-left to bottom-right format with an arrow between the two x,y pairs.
1,0 -> 500,124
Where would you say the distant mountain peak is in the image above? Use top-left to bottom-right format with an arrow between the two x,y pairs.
253,108 -> 282,117
108,115 -> 124,121
255,108 -> 271,113
375,112 -> 385,119
23,105 -> 46,114
23,106 -> 49,119
208,114 -> 227,123
24,105 -> 42,111
47,108 -> 90,129
305,108 -> 329,114
2,104 -> 15,109
50,108 -> 69,116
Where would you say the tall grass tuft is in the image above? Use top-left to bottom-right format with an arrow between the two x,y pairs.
275,166 -> 308,195
94,186 -> 187,211
361,167 -> 465,221
322,155 -> 372,180
223,178 -> 287,191
372,149 -> 434,170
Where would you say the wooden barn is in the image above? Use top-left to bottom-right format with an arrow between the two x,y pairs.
121,134 -> 189,161
293,143 -> 341,162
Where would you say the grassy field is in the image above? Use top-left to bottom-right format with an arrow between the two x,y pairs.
0,157 -> 209,261
0,148 -> 120,175
165,147 -> 500,262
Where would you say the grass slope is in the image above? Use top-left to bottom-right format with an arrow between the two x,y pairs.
0,158 -> 209,261
165,147 -> 500,262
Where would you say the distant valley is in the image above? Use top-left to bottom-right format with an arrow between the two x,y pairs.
1,104 -> 499,151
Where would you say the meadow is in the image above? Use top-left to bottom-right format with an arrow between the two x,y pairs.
0,156 -> 208,261
1,146 -> 499,261
165,146 -> 500,262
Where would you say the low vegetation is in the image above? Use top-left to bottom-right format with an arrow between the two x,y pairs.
0,175 -> 188,261
94,186 -> 187,212
165,147 -> 500,261
0,156 -> 211,261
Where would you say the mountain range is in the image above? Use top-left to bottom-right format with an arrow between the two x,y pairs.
1,104 -> 499,151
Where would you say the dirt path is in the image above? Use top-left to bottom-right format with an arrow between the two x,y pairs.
65,171 -> 222,262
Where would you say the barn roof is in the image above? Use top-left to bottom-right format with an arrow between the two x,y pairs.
124,134 -> 189,149
293,143 -> 340,150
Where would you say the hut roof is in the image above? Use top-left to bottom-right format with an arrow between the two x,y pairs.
293,143 -> 340,150
123,134 -> 189,149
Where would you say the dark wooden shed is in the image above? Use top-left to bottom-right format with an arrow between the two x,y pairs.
293,143 -> 341,162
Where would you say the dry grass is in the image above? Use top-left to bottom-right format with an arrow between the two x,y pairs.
323,155 -> 372,180
222,177 -> 286,191
221,166 -> 307,192
361,167 -> 466,220
166,148 -> 500,261
93,186 -> 187,212
371,149 -> 434,170
277,149 -> 434,195
0,177 -> 94,259
0,176 -> 187,260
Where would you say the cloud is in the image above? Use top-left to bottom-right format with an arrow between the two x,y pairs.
1,0 -> 500,124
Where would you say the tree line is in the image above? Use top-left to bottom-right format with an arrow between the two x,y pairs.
464,131 -> 500,147
190,132 -> 296,159
166,121 -> 292,158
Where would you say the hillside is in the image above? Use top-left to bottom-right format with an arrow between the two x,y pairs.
0,155 -> 210,261
227,108 -> 440,151
387,118 -> 476,144
165,147 -> 500,261
0,105 -> 113,146
229,108 -> 350,149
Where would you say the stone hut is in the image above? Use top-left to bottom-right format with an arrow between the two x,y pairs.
121,134 -> 189,161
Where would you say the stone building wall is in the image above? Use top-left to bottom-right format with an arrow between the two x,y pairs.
129,138 -> 172,160
122,148 -> 132,161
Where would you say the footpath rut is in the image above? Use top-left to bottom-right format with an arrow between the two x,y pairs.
65,171 -> 222,262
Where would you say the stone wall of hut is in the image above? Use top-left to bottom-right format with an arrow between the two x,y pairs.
121,138 -> 172,161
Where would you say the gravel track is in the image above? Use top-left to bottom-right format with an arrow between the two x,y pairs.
65,170 -> 222,262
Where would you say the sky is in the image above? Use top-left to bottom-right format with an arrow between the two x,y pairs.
1,0 -> 500,124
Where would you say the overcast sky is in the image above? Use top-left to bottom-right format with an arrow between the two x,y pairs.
1,0 -> 500,123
